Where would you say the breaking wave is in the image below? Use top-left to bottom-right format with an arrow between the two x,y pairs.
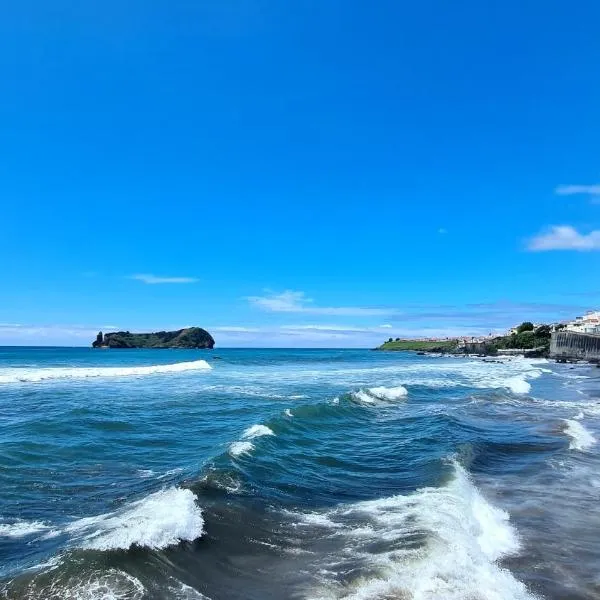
0,360 -> 212,384
564,419 -> 596,451
65,487 -> 204,551
228,424 -> 275,457
302,462 -> 536,600
0,520 -> 52,539
351,385 -> 408,404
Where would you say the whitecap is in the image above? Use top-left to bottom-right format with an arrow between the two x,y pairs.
505,377 -> 531,395
306,462 -> 536,600
0,519 -> 52,539
0,360 -> 212,384
242,424 -> 275,439
169,581 -> 212,599
136,469 -> 155,479
229,441 -> 254,457
157,467 -> 184,479
65,487 -> 204,551
564,419 -> 596,451
368,385 -> 408,400
351,390 -> 377,404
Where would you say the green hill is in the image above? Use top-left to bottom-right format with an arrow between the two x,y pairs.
377,339 -> 459,352
92,328 -> 215,349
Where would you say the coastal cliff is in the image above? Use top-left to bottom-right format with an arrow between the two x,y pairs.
92,328 -> 215,349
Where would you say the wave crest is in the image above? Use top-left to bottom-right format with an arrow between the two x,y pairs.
66,487 -> 204,551
0,360 -> 212,384
564,419 -> 596,451
302,462 -> 535,599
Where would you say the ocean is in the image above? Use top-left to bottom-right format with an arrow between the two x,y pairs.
0,347 -> 599,600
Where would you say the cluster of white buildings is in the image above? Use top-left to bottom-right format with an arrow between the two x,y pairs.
504,311 -> 600,336
563,310 -> 600,334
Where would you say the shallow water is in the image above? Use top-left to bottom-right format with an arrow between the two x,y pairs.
1,347 -> 599,599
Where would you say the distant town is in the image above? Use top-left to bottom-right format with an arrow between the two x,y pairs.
386,310 -> 600,345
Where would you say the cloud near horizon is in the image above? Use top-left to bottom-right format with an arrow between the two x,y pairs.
555,184 -> 600,200
247,290 -> 394,316
129,274 -> 199,284
527,226 -> 600,251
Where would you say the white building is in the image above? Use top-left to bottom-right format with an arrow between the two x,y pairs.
565,310 -> 600,334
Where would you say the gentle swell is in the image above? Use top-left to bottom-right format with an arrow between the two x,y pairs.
0,360 -> 212,384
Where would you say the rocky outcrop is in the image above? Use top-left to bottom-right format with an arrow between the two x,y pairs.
92,328 -> 215,349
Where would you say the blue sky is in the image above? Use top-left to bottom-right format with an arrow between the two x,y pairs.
1,0 -> 600,347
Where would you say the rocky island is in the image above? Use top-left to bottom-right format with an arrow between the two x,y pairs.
92,328 -> 215,349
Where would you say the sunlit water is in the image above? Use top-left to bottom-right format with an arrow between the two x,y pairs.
1,347 -> 599,599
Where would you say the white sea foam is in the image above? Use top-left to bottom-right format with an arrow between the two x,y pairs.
169,581 -> 212,599
229,441 -> 254,457
505,377 -> 531,395
158,467 -> 184,479
564,419 -> 596,451
242,424 -> 275,439
351,390 -> 377,404
228,423 -> 275,457
65,487 -> 204,551
0,360 -> 212,384
0,519 -> 52,538
305,462 -> 535,600
368,385 -> 408,400
351,385 -> 408,404
136,469 -> 155,478
25,569 -> 146,600
284,409 -> 294,417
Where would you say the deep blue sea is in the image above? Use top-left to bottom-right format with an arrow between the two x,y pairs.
1,347 -> 599,600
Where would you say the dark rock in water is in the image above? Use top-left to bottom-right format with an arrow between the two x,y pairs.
92,328 -> 215,349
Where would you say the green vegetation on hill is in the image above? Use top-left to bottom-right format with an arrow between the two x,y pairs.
92,327 -> 215,349
377,339 -> 459,352
377,323 -> 553,355
492,324 -> 551,352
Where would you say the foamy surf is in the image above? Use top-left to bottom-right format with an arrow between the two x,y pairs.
304,462 -> 535,600
15,568 -> 146,600
0,360 -> 212,384
65,487 -> 204,551
564,419 -> 596,451
351,385 -> 408,404
0,519 -> 52,539
505,377 -> 531,395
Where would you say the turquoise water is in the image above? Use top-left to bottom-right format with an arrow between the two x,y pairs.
1,347 -> 599,599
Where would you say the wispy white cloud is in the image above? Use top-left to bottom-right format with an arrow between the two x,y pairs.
555,184 -> 600,198
212,326 -> 261,333
247,290 -> 394,316
211,323 -> 507,348
129,274 -> 199,284
379,324 -> 393,328
0,323 -> 108,345
527,225 -> 600,251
